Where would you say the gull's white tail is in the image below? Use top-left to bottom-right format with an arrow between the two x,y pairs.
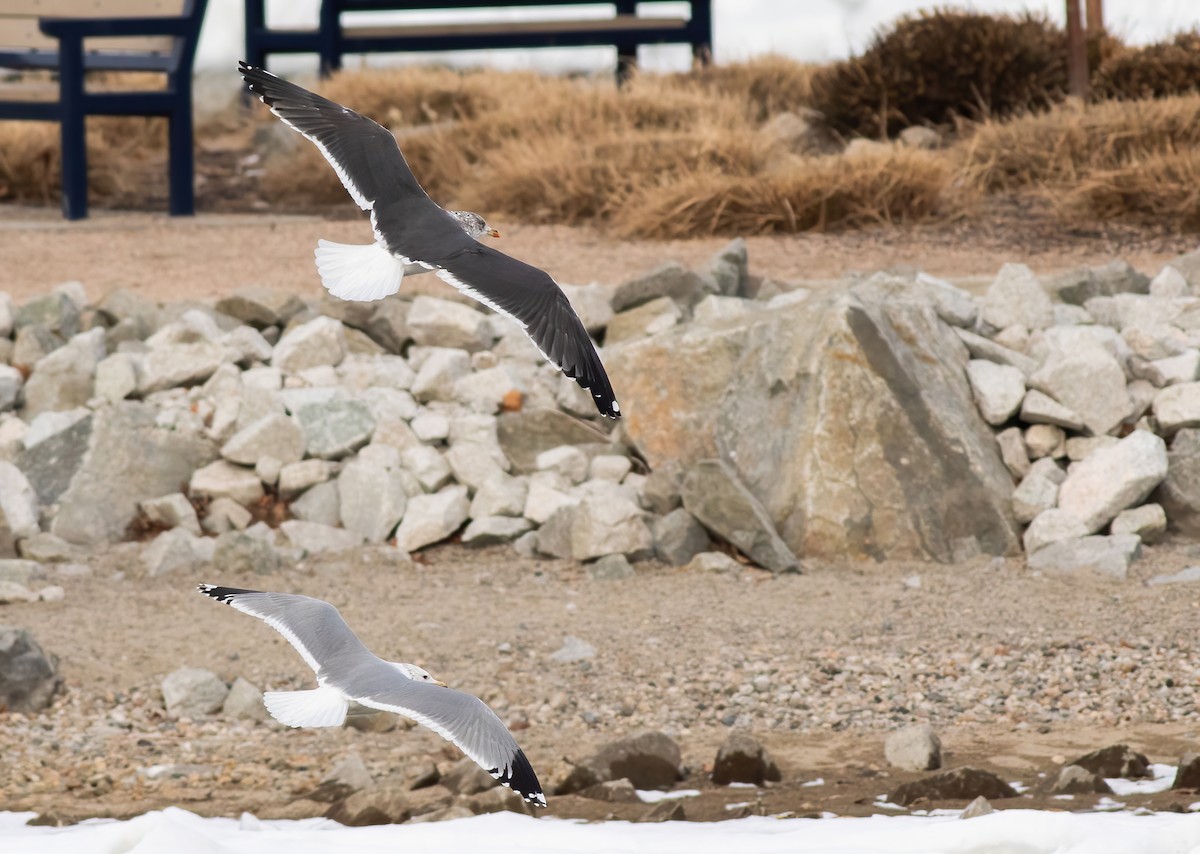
314,239 -> 406,302
263,684 -> 348,728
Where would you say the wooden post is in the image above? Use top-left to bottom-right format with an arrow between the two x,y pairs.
1065,0 -> 1089,100
1086,0 -> 1104,35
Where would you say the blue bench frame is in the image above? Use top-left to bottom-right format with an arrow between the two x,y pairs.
0,0 -> 208,220
245,0 -> 712,82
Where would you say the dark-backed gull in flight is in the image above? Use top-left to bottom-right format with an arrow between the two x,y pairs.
197,584 -> 545,807
240,62 -> 619,418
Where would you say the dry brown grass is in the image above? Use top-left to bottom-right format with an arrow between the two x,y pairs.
1062,147 -> 1200,229
617,147 -> 957,238
957,94 -> 1200,193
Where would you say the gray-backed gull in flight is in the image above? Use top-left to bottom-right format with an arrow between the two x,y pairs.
240,61 -> 620,419
197,584 -> 545,807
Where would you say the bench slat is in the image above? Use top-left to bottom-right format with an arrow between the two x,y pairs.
341,15 -> 689,40
0,0 -> 182,17
0,17 -> 174,54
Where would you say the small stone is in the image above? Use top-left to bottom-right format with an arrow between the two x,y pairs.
994,427 -> 1030,480
1072,744 -> 1151,778
888,767 -> 1017,806
1153,382 -> 1200,433
1172,754 -> 1200,790
222,676 -> 267,721
549,636 -> 596,663
1056,431 -> 1168,533
684,551 -> 742,574
272,316 -> 346,374
410,347 -> 472,403
641,801 -> 687,822
469,474 -> 527,518
1011,458 -> 1065,525
280,521 -> 364,555
652,508 -> 711,566
221,413 -> 305,466
1026,534 -> 1142,581
302,752 -> 373,803
141,528 -> 207,577
605,297 -> 684,345
411,412 -> 450,443
965,360 -> 1025,425
589,455 -> 633,482
392,486 -> 470,552
1148,566 -> 1200,585
289,480 -> 341,527
139,493 -> 202,536
959,796 -> 994,819
212,530 -> 279,574
981,264 -> 1054,331
1047,765 -> 1112,795
588,553 -> 635,580
93,353 -> 139,403
0,626 -> 62,712
278,459 -> 334,498
1110,504 -> 1166,543
338,459 -> 407,543
295,399 -> 375,460
324,783 -> 411,826
400,445 -> 453,492
407,296 -> 494,352
1020,390 -> 1085,431
461,515 -> 532,546
535,445 -> 590,484
559,283 -> 614,334
255,455 -> 282,486
161,667 -> 228,719
190,461 -> 264,506
441,757 -> 500,795
711,733 -> 782,786
612,262 -> 711,313
580,778 -> 640,803
885,724 -> 943,772
1024,424 -> 1066,460
1065,435 -> 1119,461
1023,508 -> 1089,554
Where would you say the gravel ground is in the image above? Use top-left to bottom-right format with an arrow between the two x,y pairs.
4,541 -> 1200,822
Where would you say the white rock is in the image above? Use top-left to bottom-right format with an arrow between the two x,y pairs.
22,408 -> 88,450
885,724 -> 942,772
289,480 -> 340,526
393,485 -> 470,552
1056,430 -> 1168,533
1023,508 -> 1089,553
452,365 -> 518,413
1122,323 -> 1189,361
981,263 -> 1054,331
1012,458 -> 1065,524
1019,390 -> 1085,431
1027,534 -> 1141,581
469,473 -> 527,518
994,426 -> 1030,479
535,445 -> 590,484
1110,503 -> 1166,544
242,366 -> 283,390
142,528 -> 207,577
1029,348 -> 1131,436
1065,435 -> 1119,461
138,340 -> 226,394
693,295 -> 751,325
190,460 -> 265,506
1150,266 -> 1190,298
916,273 -> 977,328
272,316 -> 347,374
1025,424 -> 1065,460
0,365 -> 21,413
337,354 -> 415,391
162,667 -> 228,719
559,283 -> 615,334
0,292 -> 12,338
965,360 -> 1025,425
411,412 -> 450,443
223,325 -> 273,365
280,520 -> 365,554
1141,349 -> 1200,387
255,455 -> 282,486
0,461 -> 40,541
221,412 -> 305,466
21,328 -> 104,416
408,296 -> 495,352
523,471 -> 579,524
549,636 -> 596,663
589,455 -> 633,482
445,441 -> 509,490
411,347 -> 471,403
400,445 -> 453,492
1152,382 -> 1200,432
462,515 -> 533,546
357,443 -> 403,470
338,459 -> 407,543
202,497 -> 253,534
139,493 -> 202,536
278,459 -> 334,498
93,353 -> 140,403
222,676 -> 267,721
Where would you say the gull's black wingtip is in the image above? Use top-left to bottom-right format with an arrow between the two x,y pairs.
492,749 -> 546,807
197,584 -> 259,603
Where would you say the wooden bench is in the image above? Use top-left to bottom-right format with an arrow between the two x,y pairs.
0,0 -> 208,220
245,0 -> 712,82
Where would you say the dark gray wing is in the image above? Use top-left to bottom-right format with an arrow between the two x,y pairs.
429,244 -> 620,418
341,667 -> 545,807
239,61 -> 431,214
197,585 -> 376,678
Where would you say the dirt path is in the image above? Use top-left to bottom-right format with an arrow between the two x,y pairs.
1,204 -> 1195,305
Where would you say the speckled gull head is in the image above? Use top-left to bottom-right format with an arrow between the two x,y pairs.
394,662 -> 447,687
449,210 -> 501,240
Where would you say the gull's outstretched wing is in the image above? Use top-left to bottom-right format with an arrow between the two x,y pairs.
197,585 -> 374,677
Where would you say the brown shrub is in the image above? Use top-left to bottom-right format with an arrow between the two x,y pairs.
810,10 -> 1067,139
959,94 -> 1200,191
1061,147 -> 1200,230
663,55 -> 818,120
1093,32 -> 1200,101
615,146 -> 956,239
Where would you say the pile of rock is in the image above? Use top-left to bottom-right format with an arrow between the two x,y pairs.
954,256 -> 1200,578
0,241 -> 800,582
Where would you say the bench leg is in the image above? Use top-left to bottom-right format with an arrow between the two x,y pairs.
616,45 -> 637,86
168,89 -> 196,216
58,37 -> 87,220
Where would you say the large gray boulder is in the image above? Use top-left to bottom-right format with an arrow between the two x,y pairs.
605,278 -> 1021,563
48,402 -> 218,546
557,730 -> 683,794
0,626 -> 61,713
20,328 -> 104,418
1055,431 -> 1167,533
1156,428 -> 1200,535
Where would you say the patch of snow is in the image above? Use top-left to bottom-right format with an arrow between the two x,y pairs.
636,789 -> 701,804
801,777 -> 826,788
1105,764 -> 1175,797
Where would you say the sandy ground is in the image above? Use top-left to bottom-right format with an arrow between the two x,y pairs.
1,204 -> 1197,305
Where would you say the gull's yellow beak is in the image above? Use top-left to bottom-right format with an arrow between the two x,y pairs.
486,227 -> 501,239
432,678 -> 448,688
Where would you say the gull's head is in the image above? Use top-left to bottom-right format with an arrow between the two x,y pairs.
450,210 -> 500,240
396,662 -> 447,688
